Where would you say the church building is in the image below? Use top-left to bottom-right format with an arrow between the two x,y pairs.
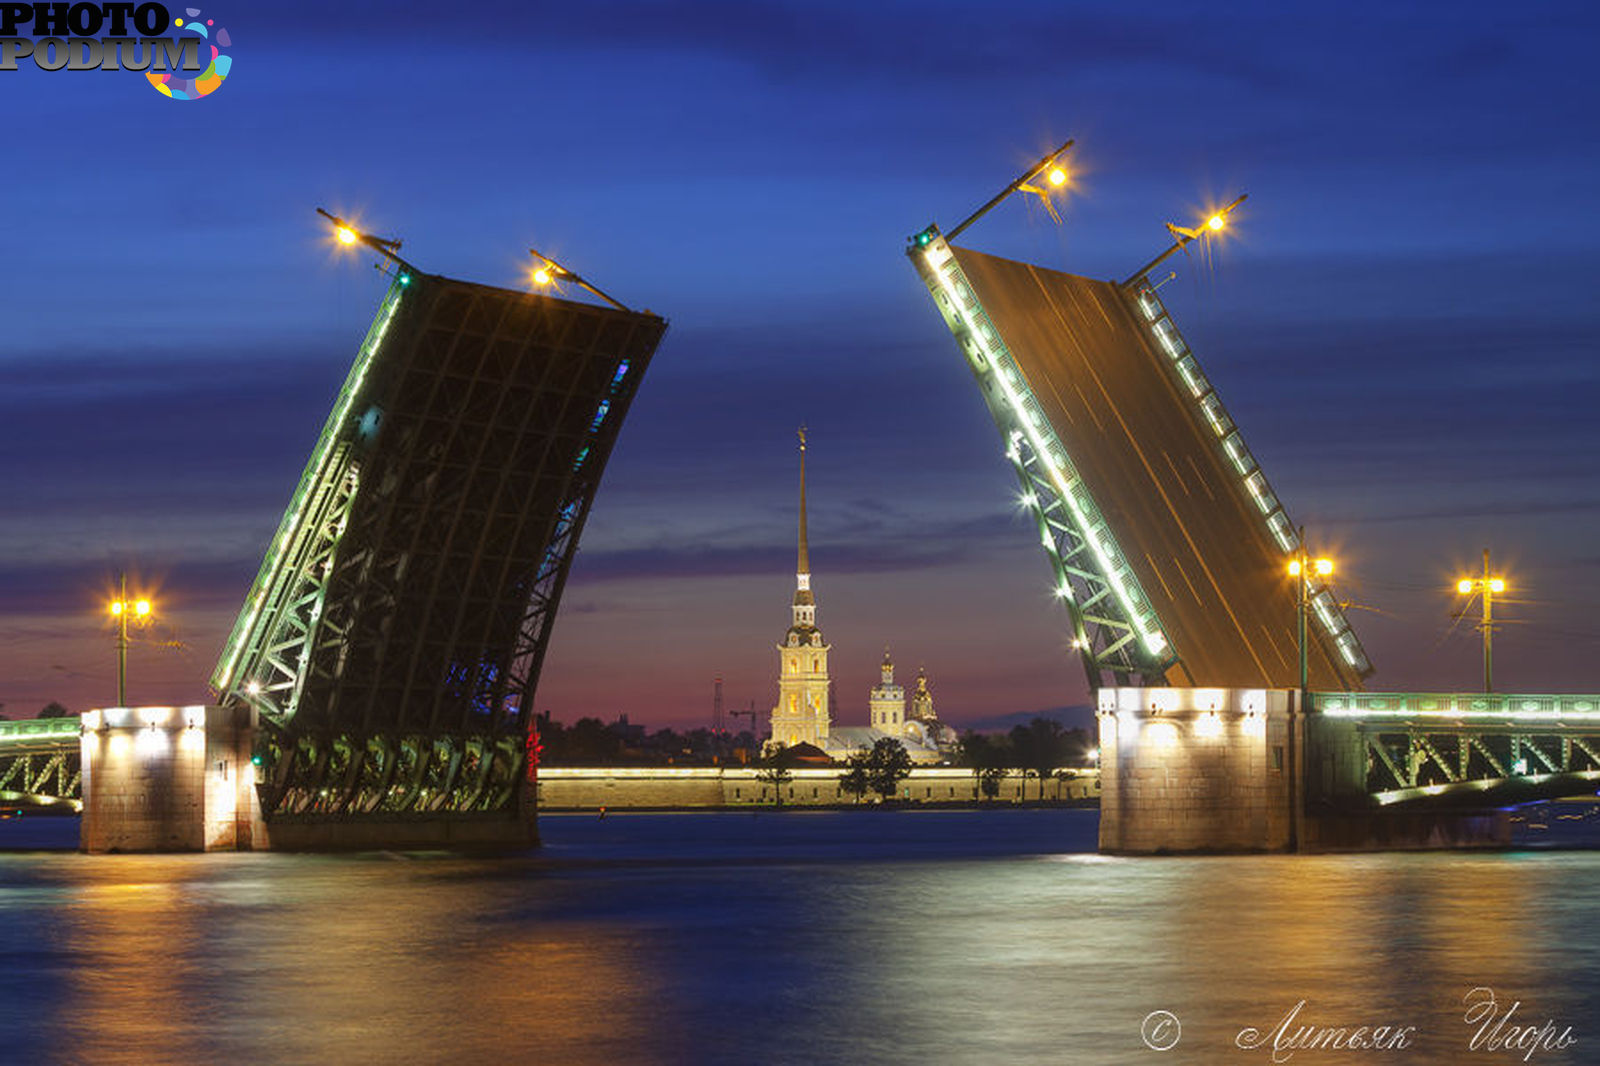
768,430 -> 946,764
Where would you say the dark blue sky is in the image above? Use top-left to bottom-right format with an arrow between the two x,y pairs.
3,1 -> 1598,728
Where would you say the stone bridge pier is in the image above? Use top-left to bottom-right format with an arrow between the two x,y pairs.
1096,687 -> 1510,854
79,705 -> 266,853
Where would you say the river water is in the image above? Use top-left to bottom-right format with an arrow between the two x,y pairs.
2,808 -> 1598,1065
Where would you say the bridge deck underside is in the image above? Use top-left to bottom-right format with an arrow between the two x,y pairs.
950,246 -> 1358,690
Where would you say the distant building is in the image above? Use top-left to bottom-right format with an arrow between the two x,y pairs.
767,430 -> 943,764
769,426 -> 832,750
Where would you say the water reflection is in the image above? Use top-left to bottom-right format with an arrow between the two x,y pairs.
1,810 -> 1596,1065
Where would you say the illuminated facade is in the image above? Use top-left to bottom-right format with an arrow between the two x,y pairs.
766,438 -> 946,764
868,650 -> 905,733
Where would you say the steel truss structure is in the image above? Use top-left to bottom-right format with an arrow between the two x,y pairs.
912,232 -> 1172,686
0,718 -> 82,810
211,269 -> 665,832
1320,692 -> 1600,805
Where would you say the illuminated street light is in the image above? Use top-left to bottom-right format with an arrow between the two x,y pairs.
316,207 -> 416,282
108,572 -> 154,707
1287,529 -> 1335,703
527,247 -> 632,312
933,136 -> 1076,244
1455,548 -> 1507,693
1122,192 -> 1248,287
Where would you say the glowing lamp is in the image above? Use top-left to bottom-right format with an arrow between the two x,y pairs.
1489,578 -> 1505,593
110,601 -> 124,615
1314,559 -> 1333,577
135,599 -> 151,616
1457,579 -> 1474,594
1287,560 -> 1302,576
532,267 -> 553,286
335,226 -> 358,245
1207,214 -> 1224,231
1046,166 -> 1068,187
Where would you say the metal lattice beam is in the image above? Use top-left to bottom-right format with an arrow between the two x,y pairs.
208,269 -> 665,826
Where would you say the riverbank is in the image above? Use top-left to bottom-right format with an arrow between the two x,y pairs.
536,765 -> 1099,810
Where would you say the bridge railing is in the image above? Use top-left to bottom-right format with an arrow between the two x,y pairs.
1129,283 -> 1372,678
1317,692 -> 1600,721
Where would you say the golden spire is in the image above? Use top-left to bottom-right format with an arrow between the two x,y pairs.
795,425 -> 811,597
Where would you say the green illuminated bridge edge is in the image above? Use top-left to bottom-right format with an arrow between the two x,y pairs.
0,717 -> 83,811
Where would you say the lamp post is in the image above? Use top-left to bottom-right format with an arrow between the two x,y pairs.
1286,528 -> 1333,705
526,247 -> 633,312
908,138 -> 1076,252
1122,193 -> 1248,287
108,572 -> 152,707
1456,548 -> 1506,693
317,208 -> 417,281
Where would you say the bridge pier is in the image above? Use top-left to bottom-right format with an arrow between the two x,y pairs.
1097,688 -> 1510,853
80,705 -> 265,853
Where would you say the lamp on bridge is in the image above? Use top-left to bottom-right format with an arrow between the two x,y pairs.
1287,532 -> 1334,704
108,572 -> 154,708
318,207 -> 415,284
1455,548 -> 1507,694
938,137 -> 1077,243
526,247 -> 632,312
1122,193 -> 1247,288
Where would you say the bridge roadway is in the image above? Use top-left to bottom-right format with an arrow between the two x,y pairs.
949,245 -> 1358,691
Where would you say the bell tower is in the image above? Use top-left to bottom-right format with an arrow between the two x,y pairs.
869,648 -> 906,733
770,426 -> 831,748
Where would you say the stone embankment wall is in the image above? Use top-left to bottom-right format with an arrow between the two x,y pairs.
537,766 -> 1100,809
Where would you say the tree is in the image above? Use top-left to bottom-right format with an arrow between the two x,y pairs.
979,764 -> 1008,801
37,701 -> 70,719
755,747 -> 797,805
958,730 -> 1010,801
864,737 -> 913,802
1009,718 -> 1071,800
838,750 -> 870,804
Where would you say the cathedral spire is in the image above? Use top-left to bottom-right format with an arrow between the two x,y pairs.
795,425 -> 813,607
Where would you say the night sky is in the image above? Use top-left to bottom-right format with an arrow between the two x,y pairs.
3,1 -> 1597,730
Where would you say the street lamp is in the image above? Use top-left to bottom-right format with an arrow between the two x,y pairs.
317,207 -> 416,283
1455,548 -> 1507,693
912,137 -> 1077,247
1286,529 -> 1334,703
1122,193 -> 1248,287
108,572 -> 153,707
527,247 -> 632,312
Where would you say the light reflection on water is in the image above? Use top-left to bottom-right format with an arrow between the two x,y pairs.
1,809 -> 1597,1064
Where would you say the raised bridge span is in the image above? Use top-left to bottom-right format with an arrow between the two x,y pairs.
907,188 -> 1597,851
1,244 -> 666,851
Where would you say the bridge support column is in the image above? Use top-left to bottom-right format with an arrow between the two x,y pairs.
1098,687 -> 1296,853
1098,688 -> 1514,853
80,705 -> 264,853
